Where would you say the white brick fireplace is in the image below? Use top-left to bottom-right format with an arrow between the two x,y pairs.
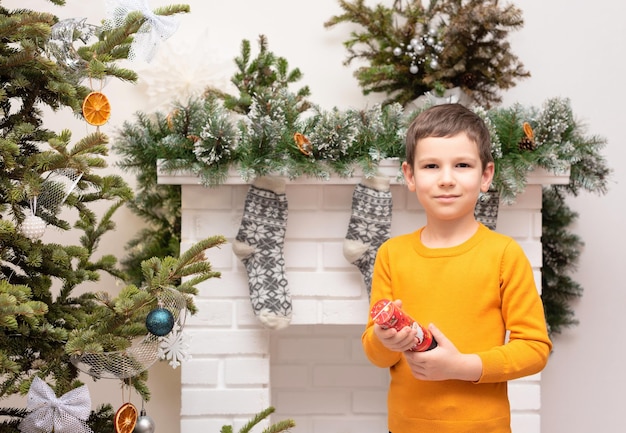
158,163 -> 567,433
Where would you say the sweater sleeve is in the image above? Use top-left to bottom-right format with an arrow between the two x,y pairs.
477,239 -> 553,383
362,241 -> 404,368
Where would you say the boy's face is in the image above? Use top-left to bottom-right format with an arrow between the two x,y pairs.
401,132 -> 494,224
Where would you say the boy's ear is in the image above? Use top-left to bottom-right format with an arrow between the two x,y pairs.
402,161 -> 416,192
481,162 -> 495,192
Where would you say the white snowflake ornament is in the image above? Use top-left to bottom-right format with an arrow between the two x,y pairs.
158,322 -> 190,368
135,29 -> 236,111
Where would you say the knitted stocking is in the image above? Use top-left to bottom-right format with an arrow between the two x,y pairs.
343,176 -> 393,297
232,176 -> 291,330
475,189 -> 500,231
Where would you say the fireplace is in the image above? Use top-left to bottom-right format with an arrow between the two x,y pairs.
158,163 -> 567,433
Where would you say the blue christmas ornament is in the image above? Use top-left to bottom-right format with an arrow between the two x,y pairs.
146,307 -> 175,336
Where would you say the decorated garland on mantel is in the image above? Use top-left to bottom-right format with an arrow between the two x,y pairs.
156,91 -> 604,206
115,3 -> 610,335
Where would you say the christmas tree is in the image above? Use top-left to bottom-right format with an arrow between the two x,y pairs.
0,2 -> 227,431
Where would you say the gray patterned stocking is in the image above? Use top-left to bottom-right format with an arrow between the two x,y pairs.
232,176 -> 291,329
475,189 -> 500,231
343,176 -> 392,297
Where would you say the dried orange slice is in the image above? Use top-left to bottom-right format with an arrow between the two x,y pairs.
294,132 -> 312,155
114,402 -> 138,433
82,91 -> 111,126
166,109 -> 179,130
522,121 -> 534,140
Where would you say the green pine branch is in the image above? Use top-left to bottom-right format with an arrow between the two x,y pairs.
205,35 -> 312,115
220,407 -> 295,433
64,235 -> 226,356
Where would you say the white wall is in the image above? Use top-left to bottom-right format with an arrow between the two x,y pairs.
5,1 -> 625,433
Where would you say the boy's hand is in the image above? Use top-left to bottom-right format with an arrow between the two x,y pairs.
403,324 -> 483,382
372,299 -> 418,352
373,322 -> 418,352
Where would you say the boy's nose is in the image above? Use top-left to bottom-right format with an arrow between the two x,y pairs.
438,168 -> 455,186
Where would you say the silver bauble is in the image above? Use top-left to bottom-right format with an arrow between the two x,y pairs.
133,410 -> 156,433
409,64 -> 419,74
393,47 -> 402,56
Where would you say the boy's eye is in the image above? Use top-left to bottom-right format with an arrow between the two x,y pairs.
424,163 -> 438,169
457,162 -> 471,168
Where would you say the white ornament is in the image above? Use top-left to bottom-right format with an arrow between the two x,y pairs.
393,47 -> 402,56
409,64 -> 419,74
136,29 -> 236,111
22,214 -> 46,240
158,322 -> 190,368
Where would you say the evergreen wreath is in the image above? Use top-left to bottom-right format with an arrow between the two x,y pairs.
115,36 -> 610,336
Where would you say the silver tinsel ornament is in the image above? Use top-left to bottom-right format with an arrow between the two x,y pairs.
133,408 -> 156,433
46,18 -> 99,80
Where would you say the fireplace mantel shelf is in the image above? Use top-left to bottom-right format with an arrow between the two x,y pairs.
157,159 -> 571,187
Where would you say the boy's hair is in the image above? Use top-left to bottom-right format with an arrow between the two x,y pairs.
405,104 -> 494,169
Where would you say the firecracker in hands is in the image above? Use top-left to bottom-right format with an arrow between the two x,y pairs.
370,299 -> 437,352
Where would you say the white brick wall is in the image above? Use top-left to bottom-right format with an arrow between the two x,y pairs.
159,165 -> 568,433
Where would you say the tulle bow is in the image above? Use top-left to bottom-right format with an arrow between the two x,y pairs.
19,377 -> 92,433
105,0 -> 181,62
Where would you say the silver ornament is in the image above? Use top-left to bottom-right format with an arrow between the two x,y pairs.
429,59 -> 439,69
21,213 -> 46,240
410,64 -> 419,74
133,409 -> 156,433
393,47 -> 402,56
46,18 -> 100,80
414,43 -> 425,55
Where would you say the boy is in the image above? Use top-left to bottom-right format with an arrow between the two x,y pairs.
362,104 -> 552,433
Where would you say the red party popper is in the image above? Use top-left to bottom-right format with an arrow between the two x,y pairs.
370,299 -> 437,352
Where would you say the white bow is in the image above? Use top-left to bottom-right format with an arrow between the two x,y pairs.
19,377 -> 93,433
405,87 -> 474,113
105,0 -> 181,62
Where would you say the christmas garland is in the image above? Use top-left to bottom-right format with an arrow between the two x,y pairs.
157,88 -> 605,206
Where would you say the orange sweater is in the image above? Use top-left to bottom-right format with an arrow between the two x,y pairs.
363,224 -> 552,433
